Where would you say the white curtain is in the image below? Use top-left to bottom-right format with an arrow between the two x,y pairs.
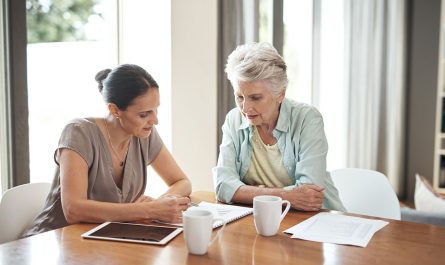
344,0 -> 407,195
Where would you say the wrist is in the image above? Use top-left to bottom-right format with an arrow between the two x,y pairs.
139,200 -> 156,220
279,188 -> 289,200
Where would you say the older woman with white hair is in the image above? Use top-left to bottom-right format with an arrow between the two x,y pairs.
213,42 -> 345,211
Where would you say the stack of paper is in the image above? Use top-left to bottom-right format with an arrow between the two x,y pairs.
284,212 -> 388,247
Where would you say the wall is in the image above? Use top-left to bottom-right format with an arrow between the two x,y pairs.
171,0 -> 218,192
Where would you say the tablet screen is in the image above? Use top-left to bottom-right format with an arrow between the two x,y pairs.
81,222 -> 183,245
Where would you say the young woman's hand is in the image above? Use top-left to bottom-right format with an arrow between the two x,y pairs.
135,195 -> 154,203
148,195 -> 190,223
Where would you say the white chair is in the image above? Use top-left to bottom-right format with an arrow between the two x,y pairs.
330,168 -> 401,220
0,182 -> 51,244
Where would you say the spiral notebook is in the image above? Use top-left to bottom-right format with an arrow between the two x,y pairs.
156,202 -> 253,228
196,201 -> 253,228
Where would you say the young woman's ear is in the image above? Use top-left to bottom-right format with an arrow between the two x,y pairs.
107,103 -> 121,119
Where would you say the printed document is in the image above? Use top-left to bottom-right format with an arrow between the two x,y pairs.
284,212 -> 388,247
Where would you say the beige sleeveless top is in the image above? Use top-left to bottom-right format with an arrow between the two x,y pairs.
23,118 -> 163,237
243,127 -> 292,187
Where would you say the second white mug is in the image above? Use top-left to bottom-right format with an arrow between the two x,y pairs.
253,195 -> 291,236
182,209 -> 225,255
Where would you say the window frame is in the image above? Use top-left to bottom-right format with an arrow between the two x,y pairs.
1,0 -> 30,193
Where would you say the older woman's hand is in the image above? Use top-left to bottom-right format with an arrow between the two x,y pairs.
283,184 -> 324,211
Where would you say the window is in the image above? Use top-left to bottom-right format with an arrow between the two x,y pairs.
259,0 -> 347,170
118,0 -> 172,197
26,0 -> 171,197
282,0 -> 313,104
317,0 -> 347,170
27,0 -> 118,184
259,0 -> 313,103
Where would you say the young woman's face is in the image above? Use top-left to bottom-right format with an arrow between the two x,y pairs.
119,88 -> 160,138
234,81 -> 284,126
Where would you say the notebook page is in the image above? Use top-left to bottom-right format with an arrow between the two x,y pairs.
154,202 -> 253,228
197,202 -> 253,228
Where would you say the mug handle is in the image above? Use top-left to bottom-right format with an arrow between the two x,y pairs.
209,218 -> 226,246
279,200 -> 291,223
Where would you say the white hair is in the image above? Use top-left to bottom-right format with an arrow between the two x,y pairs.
225,42 -> 288,96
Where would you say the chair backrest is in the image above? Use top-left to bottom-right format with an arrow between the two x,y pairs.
0,182 -> 51,244
330,168 -> 401,220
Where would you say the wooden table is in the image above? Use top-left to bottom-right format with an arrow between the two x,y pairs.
1,191 -> 445,265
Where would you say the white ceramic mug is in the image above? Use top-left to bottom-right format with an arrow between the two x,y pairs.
253,195 -> 291,236
182,209 -> 226,255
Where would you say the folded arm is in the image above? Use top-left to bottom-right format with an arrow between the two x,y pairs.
232,184 -> 324,211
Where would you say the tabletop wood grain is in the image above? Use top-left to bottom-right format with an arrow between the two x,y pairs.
1,191 -> 444,265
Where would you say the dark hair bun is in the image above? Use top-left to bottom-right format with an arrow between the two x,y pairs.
95,69 -> 112,93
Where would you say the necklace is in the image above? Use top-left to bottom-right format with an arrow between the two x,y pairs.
104,119 -> 130,167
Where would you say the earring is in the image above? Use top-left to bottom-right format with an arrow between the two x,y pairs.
115,116 -> 120,119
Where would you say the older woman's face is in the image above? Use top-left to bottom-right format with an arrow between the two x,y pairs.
234,81 -> 284,126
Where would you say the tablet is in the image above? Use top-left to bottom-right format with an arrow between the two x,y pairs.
81,222 -> 183,245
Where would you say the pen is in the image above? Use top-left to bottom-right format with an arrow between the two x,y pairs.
189,201 -> 200,207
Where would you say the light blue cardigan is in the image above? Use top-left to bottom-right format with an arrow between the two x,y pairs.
212,98 -> 345,211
